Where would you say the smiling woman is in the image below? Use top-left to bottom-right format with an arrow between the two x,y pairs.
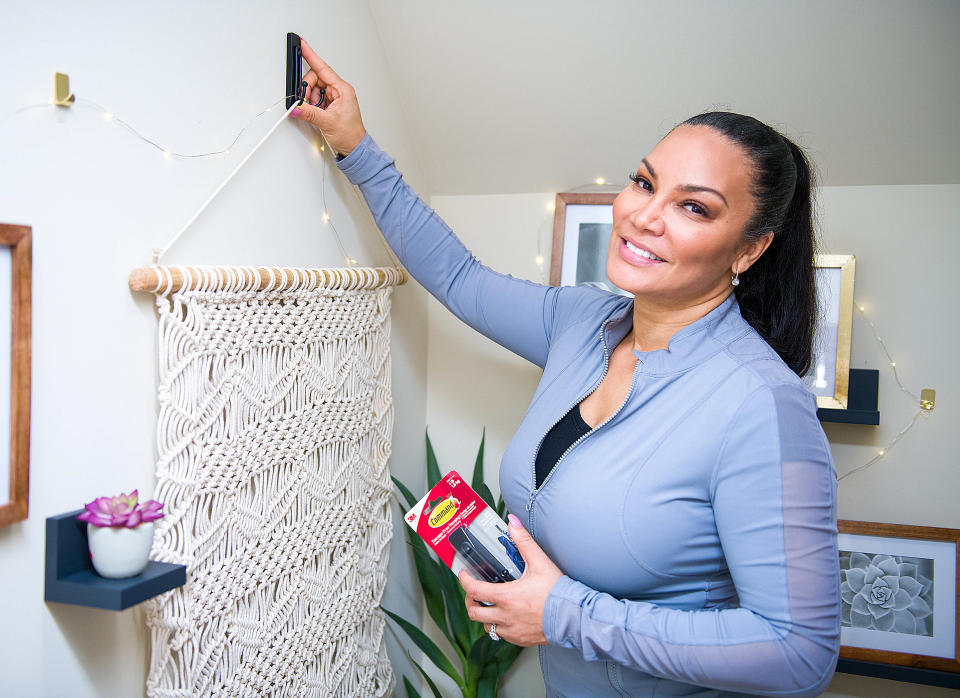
290,36 -> 838,698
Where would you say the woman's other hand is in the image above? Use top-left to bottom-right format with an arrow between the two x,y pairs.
458,514 -> 564,647
290,38 -> 366,157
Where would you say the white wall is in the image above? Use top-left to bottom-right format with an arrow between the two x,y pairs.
0,2 -> 429,696
427,184 -> 960,697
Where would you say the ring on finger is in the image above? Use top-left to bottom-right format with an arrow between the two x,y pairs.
488,623 -> 500,642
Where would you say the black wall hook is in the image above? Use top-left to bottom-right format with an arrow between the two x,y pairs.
286,32 -> 302,109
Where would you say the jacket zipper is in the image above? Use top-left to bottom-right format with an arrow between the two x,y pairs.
527,316 -> 639,508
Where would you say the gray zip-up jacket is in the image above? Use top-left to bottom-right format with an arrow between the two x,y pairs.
339,134 -> 841,697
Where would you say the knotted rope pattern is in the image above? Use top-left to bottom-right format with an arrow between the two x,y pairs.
142,265 -> 398,697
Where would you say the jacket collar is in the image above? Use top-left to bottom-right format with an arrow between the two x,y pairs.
602,293 -> 749,375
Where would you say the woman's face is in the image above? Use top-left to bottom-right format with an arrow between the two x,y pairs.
607,125 -> 763,307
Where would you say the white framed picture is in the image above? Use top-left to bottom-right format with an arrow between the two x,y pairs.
838,520 -> 960,673
550,192 -> 629,297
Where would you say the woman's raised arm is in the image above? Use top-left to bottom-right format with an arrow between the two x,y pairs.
292,39 -> 596,367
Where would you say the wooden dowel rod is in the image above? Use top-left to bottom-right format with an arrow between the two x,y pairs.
129,266 -> 408,294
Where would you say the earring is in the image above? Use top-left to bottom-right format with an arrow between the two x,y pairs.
731,269 -> 740,287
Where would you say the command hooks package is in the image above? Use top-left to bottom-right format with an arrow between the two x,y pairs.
404,470 -> 525,583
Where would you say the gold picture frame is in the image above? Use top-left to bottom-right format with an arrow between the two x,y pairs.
806,254 -> 856,410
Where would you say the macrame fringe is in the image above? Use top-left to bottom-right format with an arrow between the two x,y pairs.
143,270 -> 395,697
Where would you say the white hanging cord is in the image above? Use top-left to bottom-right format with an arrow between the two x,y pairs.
152,102 -> 299,263
5,91 -> 407,272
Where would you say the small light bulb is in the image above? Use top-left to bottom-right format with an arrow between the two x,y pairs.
858,305 -> 865,312
546,201 -> 555,212
891,361 -> 896,367
103,111 -> 114,121
163,149 -> 172,159
322,212 -> 330,222
535,255 -> 544,265
47,97 -> 54,104
266,107 -> 272,112
320,145 -> 325,152
595,177 -> 606,185
878,450 -> 885,456
225,149 -> 230,155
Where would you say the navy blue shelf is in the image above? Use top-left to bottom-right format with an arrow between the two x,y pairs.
44,509 -> 186,611
817,369 -> 880,425
837,658 -> 960,689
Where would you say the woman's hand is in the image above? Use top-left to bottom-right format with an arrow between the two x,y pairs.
290,38 -> 366,157
458,514 -> 564,647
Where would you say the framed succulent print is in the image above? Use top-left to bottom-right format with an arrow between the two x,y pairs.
838,520 -> 960,674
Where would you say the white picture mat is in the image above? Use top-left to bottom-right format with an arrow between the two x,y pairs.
561,204 -> 613,287
838,532 -> 957,658
0,247 -> 9,505
804,266 -> 842,398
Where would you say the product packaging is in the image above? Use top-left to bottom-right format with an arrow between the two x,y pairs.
404,470 -> 525,584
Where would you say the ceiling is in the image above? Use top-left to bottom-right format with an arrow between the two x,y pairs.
368,0 -> 960,195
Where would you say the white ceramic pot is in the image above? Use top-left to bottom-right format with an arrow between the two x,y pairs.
87,522 -> 156,578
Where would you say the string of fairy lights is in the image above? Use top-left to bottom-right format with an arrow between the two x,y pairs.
0,91 -> 365,267
3,88 -> 933,480
836,303 -> 933,482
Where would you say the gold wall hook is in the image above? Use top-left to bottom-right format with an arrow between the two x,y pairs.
53,72 -> 75,107
920,388 -> 936,411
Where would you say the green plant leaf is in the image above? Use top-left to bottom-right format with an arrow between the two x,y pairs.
468,636 -> 493,672
402,676 -> 421,698
425,429 -> 442,487
409,658 -> 444,698
477,663 -> 499,698
383,607 -> 465,690
471,428 -> 486,493
476,482 -> 497,512
407,541 -> 456,654
393,475 -> 420,509
496,494 -> 506,519
433,553 -> 473,658
495,642 -> 524,678
395,499 -> 450,646
409,540 -> 466,663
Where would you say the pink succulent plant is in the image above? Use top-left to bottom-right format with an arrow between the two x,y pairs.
77,490 -> 164,528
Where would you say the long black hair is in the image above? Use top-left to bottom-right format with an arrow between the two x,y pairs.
679,112 -> 817,377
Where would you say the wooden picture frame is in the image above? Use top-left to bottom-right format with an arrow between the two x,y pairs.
805,254 -> 856,410
550,192 -> 622,292
0,224 -> 31,527
838,520 -> 960,674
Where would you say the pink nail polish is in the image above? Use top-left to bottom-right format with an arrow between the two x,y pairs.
291,107 -> 302,117
508,514 -> 521,528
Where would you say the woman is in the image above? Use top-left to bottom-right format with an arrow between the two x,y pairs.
292,39 -> 841,697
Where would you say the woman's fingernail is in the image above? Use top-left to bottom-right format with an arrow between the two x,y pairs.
291,107 -> 302,117
508,514 -> 521,528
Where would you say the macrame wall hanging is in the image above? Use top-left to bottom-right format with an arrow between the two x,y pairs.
130,265 -> 406,697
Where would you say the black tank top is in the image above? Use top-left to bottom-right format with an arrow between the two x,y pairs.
534,404 -> 592,489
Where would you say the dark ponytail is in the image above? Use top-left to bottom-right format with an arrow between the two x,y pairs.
679,112 -> 817,377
